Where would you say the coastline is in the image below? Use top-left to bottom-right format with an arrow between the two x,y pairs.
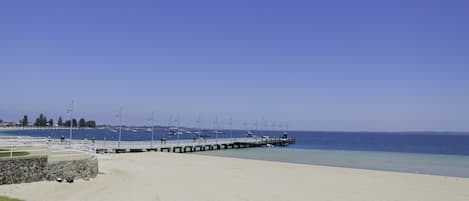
1,152 -> 468,201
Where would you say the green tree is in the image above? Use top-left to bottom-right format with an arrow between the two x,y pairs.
41,114 -> 47,127
86,120 -> 96,128
57,117 -> 63,127
34,117 -> 40,127
35,114 -> 47,127
48,118 -> 54,127
39,114 -> 44,126
79,118 -> 86,127
64,119 -> 78,127
21,115 -> 29,126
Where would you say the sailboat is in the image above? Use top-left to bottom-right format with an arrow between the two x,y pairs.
283,121 -> 289,136
213,116 -> 224,135
246,130 -> 255,137
194,116 -> 202,137
167,127 -> 178,135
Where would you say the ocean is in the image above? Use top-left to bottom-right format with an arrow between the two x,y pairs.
2,128 -> 469,177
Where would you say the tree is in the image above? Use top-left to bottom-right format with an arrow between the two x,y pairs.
64,119 -> 78,127
79,118 -> 86,127
34,117 -> 40,127
86,120 -> 96,128
48,118 -> 54,127
58,117 -> 63,127
39,114 -> 44,126
41,114 -> 47,127
21,115 -> 29,126
35,113 -> 48,127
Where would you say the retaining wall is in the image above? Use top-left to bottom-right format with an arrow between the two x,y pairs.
0,156 -> 47,184
46,157 -> 98,181
0,156 -> 98,185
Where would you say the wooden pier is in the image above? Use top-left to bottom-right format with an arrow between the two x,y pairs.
92,137 -> 295,154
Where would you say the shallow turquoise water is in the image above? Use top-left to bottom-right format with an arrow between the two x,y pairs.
193,147 -> 469,178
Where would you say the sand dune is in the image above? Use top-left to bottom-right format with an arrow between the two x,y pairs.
1,152 -> 468,201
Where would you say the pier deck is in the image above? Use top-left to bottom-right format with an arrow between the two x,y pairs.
91,137 -> 295,153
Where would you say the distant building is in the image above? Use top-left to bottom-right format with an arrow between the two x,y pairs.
0,121 -> 23,127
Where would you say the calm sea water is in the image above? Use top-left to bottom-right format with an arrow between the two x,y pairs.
2,129 -> 469,177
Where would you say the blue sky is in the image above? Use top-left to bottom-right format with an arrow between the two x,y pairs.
1,0 -> 468,131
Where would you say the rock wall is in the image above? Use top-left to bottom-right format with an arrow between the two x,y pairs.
46,157 -> 98,181
0,156 -> 48,185
0,156 -> 98,185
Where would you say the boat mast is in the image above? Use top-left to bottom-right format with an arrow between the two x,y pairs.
255,120 -> 258,135
286,121 -> 289,133
176,114 -> 180,140
68,100 -> 74,143
260,117 -> 264,136
168,114 -> 173,128
118,107 -> 123,148
214,116 -> 218,141
229,116 -> 233,141
196,115 -> 201,138
151,111 -> 155,148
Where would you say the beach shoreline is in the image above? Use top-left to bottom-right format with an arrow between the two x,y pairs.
1,152 -> 468,201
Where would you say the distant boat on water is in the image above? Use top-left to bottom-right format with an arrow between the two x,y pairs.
167,127 -> 179,135
214,130 -> 224,135
246,130 -> 255,137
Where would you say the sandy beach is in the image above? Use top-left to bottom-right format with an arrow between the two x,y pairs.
0,152 -> 468,201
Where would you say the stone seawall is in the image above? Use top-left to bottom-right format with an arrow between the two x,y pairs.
0,156 -> 98,185
46,157 -> 99,181
0,156 -> 47,185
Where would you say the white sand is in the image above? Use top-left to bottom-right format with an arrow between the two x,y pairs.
1,152 -> 469,201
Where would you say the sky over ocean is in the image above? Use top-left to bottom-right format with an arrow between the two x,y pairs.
1,0 -> 469,131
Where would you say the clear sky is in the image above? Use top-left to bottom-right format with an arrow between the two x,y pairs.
1,0 -> 468,131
